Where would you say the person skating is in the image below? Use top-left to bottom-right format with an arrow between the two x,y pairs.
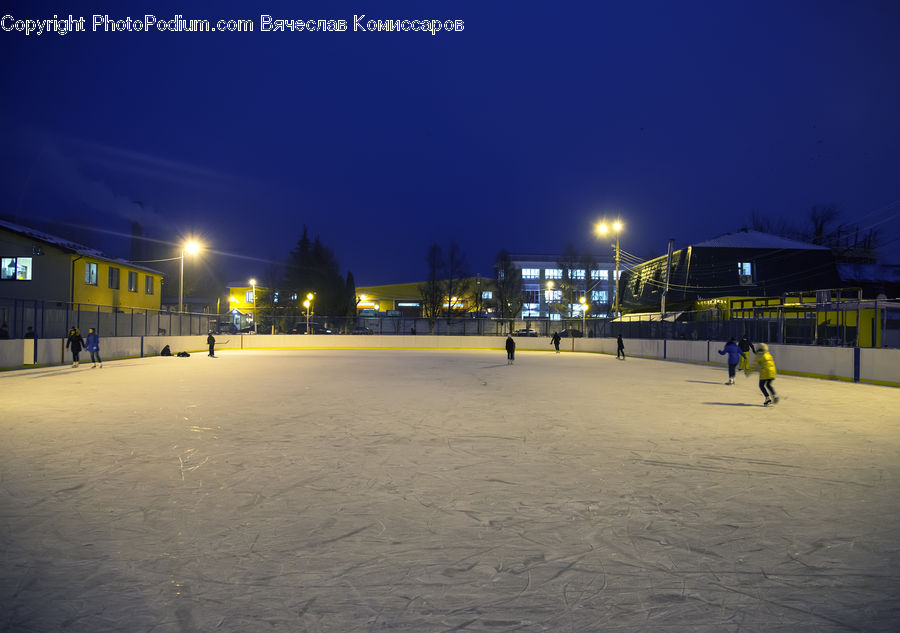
207,332 -> 216,357
738,334 -> 755,373
717,338 -> 745,384
748,343 -> 779,406
66,327 -> 85,367
551,331 -> 561,353
616,334 -> 625,360
85,327 -> 102,368
505,334 -> 516,365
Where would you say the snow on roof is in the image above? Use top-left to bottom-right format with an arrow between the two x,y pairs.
694,229 -> 829,250
0,218 -> 163,274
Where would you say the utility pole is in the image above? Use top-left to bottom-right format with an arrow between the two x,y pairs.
661,238 -> 675,316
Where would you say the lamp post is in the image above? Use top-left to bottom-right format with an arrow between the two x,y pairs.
546,280 -> 555,335
303,292 -> 314,333
249,278 -> 257,334
179,240 -> 201,313
596,221 -> 623,317
580,295 -> 588,333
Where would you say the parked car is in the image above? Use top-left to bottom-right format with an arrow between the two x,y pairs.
211,322 -> 238,335
512,328 -> 539,337
290,322 -> 332,335
559,328 -> 583,338
351,326 -> 374,335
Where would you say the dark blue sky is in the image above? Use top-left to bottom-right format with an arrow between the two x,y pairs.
2,0 -> 899,286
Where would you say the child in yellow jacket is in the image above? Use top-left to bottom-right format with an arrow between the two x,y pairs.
748,343 -> 778,406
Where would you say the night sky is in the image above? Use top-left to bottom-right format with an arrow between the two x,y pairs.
2,0 -> 899,288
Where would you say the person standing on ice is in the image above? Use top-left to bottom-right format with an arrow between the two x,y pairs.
505,334 -> 516,364
748,343 -> 779,406
66,327 -> 85,367
551,331 -> 561,353
85,327 -> 102,368
616,334 -> 625,360
207,332 -> 216,357
717,338 -> 744,384
738,334 -> 755,373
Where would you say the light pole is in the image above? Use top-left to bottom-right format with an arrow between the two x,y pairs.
249,278 -> 257,334
179,240 -> 201,314
580,296 -> 588,333
303,292 -> 314,333
596,221 -> 623,317
546,280 -> 555,336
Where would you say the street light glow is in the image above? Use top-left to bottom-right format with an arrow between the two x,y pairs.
184,240 -> 201,255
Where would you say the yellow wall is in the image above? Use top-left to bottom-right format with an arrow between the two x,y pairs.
71,256 -> 162,311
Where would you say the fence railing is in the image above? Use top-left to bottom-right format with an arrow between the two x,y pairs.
2,299 -> 898,348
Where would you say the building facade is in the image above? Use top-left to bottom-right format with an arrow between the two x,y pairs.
508,253 -> 618,319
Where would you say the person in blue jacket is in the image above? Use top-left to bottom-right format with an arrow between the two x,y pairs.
718,338 -> 745,385
85,327 -> 102,368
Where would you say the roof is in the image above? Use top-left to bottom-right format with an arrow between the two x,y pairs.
694,229 -> 829,251
0,218 -> 163,275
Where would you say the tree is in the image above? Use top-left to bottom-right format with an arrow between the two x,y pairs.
493,249 -> 524,333
444,242 -> 468,323
283,225 -> 349,317
555,243 -> 581,317
418,243 -> 444,332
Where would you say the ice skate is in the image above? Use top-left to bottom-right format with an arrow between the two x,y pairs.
772,396 -> 779,404
764,398 -> 772,407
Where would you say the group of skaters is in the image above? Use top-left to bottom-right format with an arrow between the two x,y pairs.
504,332 -> 626,364
719,334 -> 779,406
65,327 -> 102,368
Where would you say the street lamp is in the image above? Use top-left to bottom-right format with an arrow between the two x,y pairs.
579,296 -> 588,333
249,278 -> 257,334
179,240 -> 201,314
596,220 -> 623,317
303,292 -> 314,334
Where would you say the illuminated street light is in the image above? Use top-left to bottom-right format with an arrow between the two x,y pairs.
304,292 -> 314,334
596,220 -> 624,317
249,278 -> 257,334
179,240 -> 202,314
579,295 -> 588,333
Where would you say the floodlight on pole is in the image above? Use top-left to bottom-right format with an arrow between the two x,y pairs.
179,240 -> 202,314
304,293 -> 314,334
596,220 -> 624,317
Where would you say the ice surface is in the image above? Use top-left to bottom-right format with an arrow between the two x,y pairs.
2,349 -> 899,632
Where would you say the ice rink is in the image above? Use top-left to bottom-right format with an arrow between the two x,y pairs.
2,348 -> 899,632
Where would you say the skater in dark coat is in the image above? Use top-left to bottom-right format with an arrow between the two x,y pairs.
616,334 -> 625,360
66,327 -> 85,367
85,328 -> 102,368
207,333 -> 216,357
505,335 -> 516,364
717,338 -> 744,384
738,335 -> 755,372
551,331 -> 561,353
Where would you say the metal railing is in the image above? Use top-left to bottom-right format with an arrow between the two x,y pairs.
2,298 -> 898,348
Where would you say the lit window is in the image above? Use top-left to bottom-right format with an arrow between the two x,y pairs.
522,303 -> 540,317
246,290 -> 254,303
550,313 -> 561,321
738,262 -> 752,276
1,257 -> 32,280
570,269 -> 585,280
144,275 -> 154,294
545,268 -> 562,280
522,268 -> 540,280
482,291 -> 492,299
592,269 -> 609,281
85,262 -> 98,285
592,290 -> 608,303
108,267 -> 120,289
273,292 -> 280,304
545,289 -> 562,302
128,271 -> 138,292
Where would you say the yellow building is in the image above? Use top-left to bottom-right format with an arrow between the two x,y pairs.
1,219 -> 163,311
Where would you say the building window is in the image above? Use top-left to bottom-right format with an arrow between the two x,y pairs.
108,267 -> 120,289
545,268 -> 562,280
1,257 -> 32,280
522,303 -> 540,317
570,269 -> 585,280
522,268 -> 540,280
481,291 -> 492,300
144,275 -> 154,294
592,290 -> 608,303
591,269 -> 609,281
85,262 -> 98,285
738,262 -> 753,276
128,271 -> 138,292
246,290 -> 254,303
545,289 -> 562,303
